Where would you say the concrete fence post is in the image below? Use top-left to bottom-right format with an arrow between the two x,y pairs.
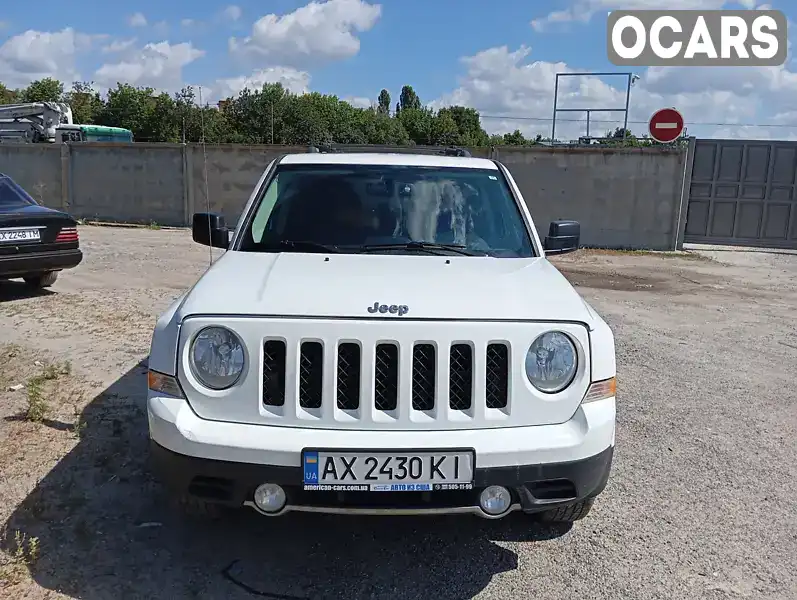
59,143 -> 71,211
673,136 -> 697,251
183,144 -> 195,226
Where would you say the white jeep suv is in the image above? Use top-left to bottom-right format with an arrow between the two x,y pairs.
146,147 -> 616,522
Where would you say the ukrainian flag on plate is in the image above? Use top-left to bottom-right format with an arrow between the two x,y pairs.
303,452 -> 319,483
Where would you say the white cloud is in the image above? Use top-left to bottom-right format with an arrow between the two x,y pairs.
531,0 -> 747,32
229,0 -> 382,67
345,96 -> 373,108
181,19 -> 196,27
94,41 -> 205,92
128,13 -> 148,28
213,66 -> 312,99
433,44 -> 797,141
102,38 -> 138,54
0,28 -> 96,88
223,5 -> 243,21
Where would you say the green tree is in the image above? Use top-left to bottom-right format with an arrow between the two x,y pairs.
436,106 -> 489,146
0,83 -> 18,104
377,89 -> 390,116
398,85 -> 421,112
225,83 -> 293,144
174,86 -> 196,143
96,84 -> 179,142
432,111 -> 458,146
2,75 -> 516,147
502,129 -> 529,145
20,78 -> 64,103
361,110 -> 410,145
64,82 -> 104,124
397,106 -> 434,145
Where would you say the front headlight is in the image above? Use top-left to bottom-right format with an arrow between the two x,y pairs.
525,331 -> 578,393
189,326 -> 245,390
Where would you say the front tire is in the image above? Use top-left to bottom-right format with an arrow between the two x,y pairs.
23,271 -> 58,288
536,498 -> 594,523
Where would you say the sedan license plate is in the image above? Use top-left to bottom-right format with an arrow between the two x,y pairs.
302,450 -> 475,492
0,228 -> 41,243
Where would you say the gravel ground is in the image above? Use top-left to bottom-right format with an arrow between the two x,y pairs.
0,226 -> 795,600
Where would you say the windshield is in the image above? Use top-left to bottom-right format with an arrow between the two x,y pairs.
237,164 -> 535,257
0,175 -> 38,210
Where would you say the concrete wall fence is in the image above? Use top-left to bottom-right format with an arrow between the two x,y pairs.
0,141 -> 692,250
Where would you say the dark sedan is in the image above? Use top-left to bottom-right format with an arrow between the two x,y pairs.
0,172 -> 83,288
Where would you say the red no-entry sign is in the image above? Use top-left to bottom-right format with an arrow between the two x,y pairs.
648,108 -> 684,143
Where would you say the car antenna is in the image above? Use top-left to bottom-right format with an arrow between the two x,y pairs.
198,86 -> 213,267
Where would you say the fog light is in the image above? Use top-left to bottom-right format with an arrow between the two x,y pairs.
253,483 -> 286,513
479,485 -> 512,516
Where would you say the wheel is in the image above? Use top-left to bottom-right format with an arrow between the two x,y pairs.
23,272 -> 58,288
536,498 -> 595,523
175,495 -> 225,520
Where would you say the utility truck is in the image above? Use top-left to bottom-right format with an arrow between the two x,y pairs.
0,102 -> 133,143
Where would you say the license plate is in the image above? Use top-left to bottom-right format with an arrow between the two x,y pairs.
0,229 -> 41,243
302,450 -> 475,492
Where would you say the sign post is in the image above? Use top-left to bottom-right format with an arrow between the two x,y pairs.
648,108 -> 685,143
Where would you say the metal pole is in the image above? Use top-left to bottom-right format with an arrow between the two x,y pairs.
551,74 -> 560,143
622,73 -> 631,141
586,110 -> 591,138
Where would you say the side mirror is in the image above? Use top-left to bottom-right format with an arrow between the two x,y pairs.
543,220 -> 580,255
192,212 -> 229,249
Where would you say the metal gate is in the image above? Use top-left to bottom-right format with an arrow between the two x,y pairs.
684,139 -> 797,249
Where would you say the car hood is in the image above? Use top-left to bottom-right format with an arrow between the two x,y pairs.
176,250 -> 598,325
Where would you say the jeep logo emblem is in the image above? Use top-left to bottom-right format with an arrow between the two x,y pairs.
367,302 -> 409,316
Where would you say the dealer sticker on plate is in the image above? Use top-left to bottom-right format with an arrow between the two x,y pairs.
0,228 -> 41,243
302,450 -> 475,492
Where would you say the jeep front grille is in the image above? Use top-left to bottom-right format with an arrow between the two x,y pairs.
336,343 -> 361,410
449,344 -> 474,411
262,340 -> 510,413
374,344 -> 399,411
262,340 -> 286,406
411,344 -> 436,411
299,341 -> 323,409
485,343 -> 509,409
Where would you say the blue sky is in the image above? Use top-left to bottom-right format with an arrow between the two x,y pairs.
1,0 -> 795,140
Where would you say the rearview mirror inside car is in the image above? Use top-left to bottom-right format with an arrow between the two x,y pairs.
543,220 -> 580,255
192,212 -> 229,249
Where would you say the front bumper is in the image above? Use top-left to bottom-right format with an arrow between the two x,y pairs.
0,248 -> 82,277
147,394 -> 615,517
150,439 -> 613,518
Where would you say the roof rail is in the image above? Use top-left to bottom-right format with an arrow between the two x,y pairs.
305,144 -> 473,157
439,146 -> 472,157
307,144 -> 342,153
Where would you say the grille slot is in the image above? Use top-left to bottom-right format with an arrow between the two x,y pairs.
412,344 -> 436,411
262,340 -> 286,406
374,344 -> 399,411
449,344 -> 473,411
299,342 -> 323,409
336,343 -> 361,410
485,343 -> 509,409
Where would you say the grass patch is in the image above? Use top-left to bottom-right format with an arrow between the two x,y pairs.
576,248 -> 712,261
24,360 -> 73,423
0,531 -> 40,586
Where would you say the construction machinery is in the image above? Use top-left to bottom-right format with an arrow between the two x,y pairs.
0,102 -> 133,143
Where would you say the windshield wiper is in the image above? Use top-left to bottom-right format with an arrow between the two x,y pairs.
261,240 -> 341,253
359,241 -> 487,256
